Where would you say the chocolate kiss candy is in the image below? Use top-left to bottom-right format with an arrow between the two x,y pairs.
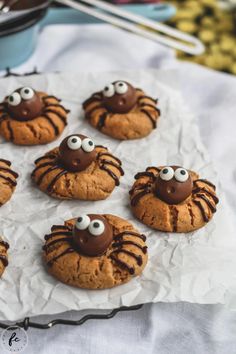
102,81 -> 137,114
59,134 -> 96,172
155,166 -> 193,204
73,214 -> 113,256
7,87 -> 43,121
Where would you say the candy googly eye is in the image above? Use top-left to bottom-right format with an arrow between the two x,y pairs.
174,168 -> 189,182
114,81 -> 128,94
88,220 -> 105,236
75,215 -> 90,230
67,136 -> 82,150
103,84 -> 115,98
7,92 -> 21,106
159,167 -> 174,181
20,87 -> 34,100
81,138 -> 95,153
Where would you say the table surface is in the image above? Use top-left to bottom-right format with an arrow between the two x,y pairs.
0,23 -> 236,354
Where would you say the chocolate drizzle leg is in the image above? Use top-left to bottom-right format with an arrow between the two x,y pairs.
194,179 -> 216,190
47,170 -> 68,193
47,247 -> 75,267
130,187 -> 152,206
140,108 -> 157,128
0,255 -> 8,267
41,113 -> 60,136
100,164 -> 120,186
44,231 -> 73,241
0,159 -> 11,166
97,113 -> 107,130
193,199 -> 209,222
34,154 -> 57,165
114,231 -> 146,242
109,254 -> 135,275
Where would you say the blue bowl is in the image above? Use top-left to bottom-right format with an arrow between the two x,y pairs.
0,4 -> 176,70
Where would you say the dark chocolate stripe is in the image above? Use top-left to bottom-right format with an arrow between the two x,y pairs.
131,188 -> 151,206
0,114 -> 8,121
44,104 -> 70,114
109,254 -> 135,275
43,109 -> 67,125
134,171 -> 155,180
129,183 -> 152,196
140,103 -> 160,115
32,161 -> 56,177
86,104 -> 104,117
138,95 -> 158,104
51,225 -> 72,232
0,241 -> 9,249
0,167 -> 18,178
47,247 -> 74,267
100,159 -> 124,176
0,255 -> 8,267
6,120 -> 14,141
196,194 -> 216,213
0,159 -> 11,166
194,179 -> 216,190
112,241 -> 147,253
43,237 -> 72,253
193,199 -> 209,222
193,187 -> 219,204
187,203 -> 194,227
146,166 -> 161,173
47,170 -> 68,193
0,174 -> 17,186
42,113 -> 60,136
111,249 -> 142,266
98,152 -> 121,165
83,93 -> 102,109
34,154 -> 57,165
97,113 -> 107,130
170,206 -> 178,232
36,165 -> 61,186
96,145 -> 108,150
100,165 -> 120,186
140,108 -> 157,128
45,231 -> 72,241
42,95 -> 61,102
114,231 -> 146,242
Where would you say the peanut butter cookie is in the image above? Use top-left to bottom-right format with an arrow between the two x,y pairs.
0,87 -> 69,145
43,214 -> 148,289
0,158 -> 18,206
32,134 -> 124,200
83,81 -> 160,140
0,237 -> 9,277
130,165 -> 219,233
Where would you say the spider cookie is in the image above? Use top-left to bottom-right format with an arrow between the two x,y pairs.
83,81 -> 160,140
0,159 -> 18,206
43,214 -> 148,289
130,165 -> 219,233
0,87 -> 69,145
0,237 -> 9,277
32,134 -> 124,200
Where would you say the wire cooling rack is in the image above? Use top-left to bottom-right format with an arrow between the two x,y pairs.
0,68 -> 143,330
0,305 -> 143,330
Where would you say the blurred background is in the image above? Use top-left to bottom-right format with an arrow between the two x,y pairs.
111,0 -> 236,74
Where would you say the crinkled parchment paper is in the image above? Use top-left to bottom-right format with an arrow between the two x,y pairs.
0,70 -> 235,322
